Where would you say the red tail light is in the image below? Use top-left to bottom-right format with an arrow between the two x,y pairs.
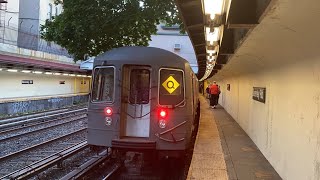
158,109 -> 168,119
104,107 -> 113,116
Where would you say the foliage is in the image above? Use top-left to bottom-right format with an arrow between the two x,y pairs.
41,0 -> 184,61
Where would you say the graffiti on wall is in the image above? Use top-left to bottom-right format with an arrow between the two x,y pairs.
10,101 -> 30,114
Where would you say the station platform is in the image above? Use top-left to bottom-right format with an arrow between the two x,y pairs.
187,96 -> 282,180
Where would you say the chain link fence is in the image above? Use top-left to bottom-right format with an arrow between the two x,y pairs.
0,18 -> 72,58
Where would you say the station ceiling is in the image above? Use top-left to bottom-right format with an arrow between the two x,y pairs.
175,0 -> 275,80
211,0 -> 319,80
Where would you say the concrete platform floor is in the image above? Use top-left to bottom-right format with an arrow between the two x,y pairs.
187,96 -> 228,180
187,95 -> 282,179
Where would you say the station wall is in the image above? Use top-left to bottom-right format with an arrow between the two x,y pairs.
0,71 -> 90,99
216,58 -> 320,180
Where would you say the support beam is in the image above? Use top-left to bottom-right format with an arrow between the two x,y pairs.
180,0 -> 198,8
219,29 -> 235,55
216,55 -> 229,64
194,43 -> 206,47
213,64 -> 222,70
227,0 -> 259,28
186,23 -> 203,29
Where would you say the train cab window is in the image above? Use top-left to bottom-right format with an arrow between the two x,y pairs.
91,67 -> 115,102
159,68 -> 185,106
129,69 -> 150,104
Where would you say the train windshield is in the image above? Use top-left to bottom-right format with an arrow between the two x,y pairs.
91,67 -> 115,102
129,69 -> 150,104
159,68 -> 185,106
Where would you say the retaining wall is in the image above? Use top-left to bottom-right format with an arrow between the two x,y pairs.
0,94 -> 89,116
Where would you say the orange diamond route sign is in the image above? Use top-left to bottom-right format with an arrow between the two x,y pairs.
162,76 -> 180,94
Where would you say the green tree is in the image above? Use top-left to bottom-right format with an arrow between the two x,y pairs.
41,0 -> 183,61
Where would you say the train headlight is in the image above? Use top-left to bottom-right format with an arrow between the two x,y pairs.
105,117 -> 112,126
159,119 -> 166,129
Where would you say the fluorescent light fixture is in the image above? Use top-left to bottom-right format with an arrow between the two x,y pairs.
33,71 -> 43,74
76,74 -> 82,77
53,73 -> 61,75
204,0 -> 224,20
21,70 -> 31,73
69,74 -> 76,77
87,76 -> 92,78
63,73 -> 69,76
206,27 -> 220,43
0,68 -> 2,71
45,72 -> 53,75
7,69 -> 18,72
206,45 -> 219,55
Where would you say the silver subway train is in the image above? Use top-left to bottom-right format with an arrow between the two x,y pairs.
88,46 -> 200,158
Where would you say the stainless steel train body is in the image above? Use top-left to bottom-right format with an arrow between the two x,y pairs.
88,47 -> 199,157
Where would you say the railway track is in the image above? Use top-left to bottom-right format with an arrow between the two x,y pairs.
0,142 -> 116,180
0,115 -> 86,142
1,141 -> 88,180
0,128 -> 86,178
0,118 -> 87,158
0,107 -> 87,132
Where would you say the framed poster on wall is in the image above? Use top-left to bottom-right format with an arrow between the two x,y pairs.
252,87 -> 266,103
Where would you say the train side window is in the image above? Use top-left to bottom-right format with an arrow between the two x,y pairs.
91,67 -> 115,102
159,68 -> 185,106
129,69 -> 150,104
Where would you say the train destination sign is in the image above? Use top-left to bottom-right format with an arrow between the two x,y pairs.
162,76 -> 180,94
252,87 -> 266,103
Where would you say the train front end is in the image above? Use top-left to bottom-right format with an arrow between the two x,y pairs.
87,47 -> 196,158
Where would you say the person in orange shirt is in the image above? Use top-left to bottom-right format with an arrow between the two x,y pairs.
209,81 -> 220,109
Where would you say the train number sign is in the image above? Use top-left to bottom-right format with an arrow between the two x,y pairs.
162,76 -> 180,94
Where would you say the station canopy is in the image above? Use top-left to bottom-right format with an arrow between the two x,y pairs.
175,0 -> 274,80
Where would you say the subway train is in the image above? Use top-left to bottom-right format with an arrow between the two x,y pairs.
87,46 -> 200,158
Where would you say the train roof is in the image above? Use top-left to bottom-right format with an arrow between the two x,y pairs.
94,46 -> 189,65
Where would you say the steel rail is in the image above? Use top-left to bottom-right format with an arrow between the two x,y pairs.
102,163 -> 122,180
0,108 -> 69,125
0,108 -> 87,129
0,128 -> 86,162
60,148 -> 111,180
0,116 -> 87,142
0,141 -> 88,180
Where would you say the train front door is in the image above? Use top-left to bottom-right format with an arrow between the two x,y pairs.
121,66 -> 151,137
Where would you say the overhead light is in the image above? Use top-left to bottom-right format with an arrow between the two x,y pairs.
0,68 -> 2,71
204,0 -> 224,20
21,70 -> 31,73
53,73 -> 61,75
33,71 -> 43,74
7,69 -> 18,72
206,27 -> 220,44
87,75 -> 92,78
69,74 -> 76,77
76,75 -> 82,77
63,73 -> 69,76
206,45 -> 219,55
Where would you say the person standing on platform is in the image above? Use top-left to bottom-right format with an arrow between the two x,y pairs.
209,81 -> 220,109
217,85 -> 221,105
200,83 -> 204,95
206,85 -> 210,99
